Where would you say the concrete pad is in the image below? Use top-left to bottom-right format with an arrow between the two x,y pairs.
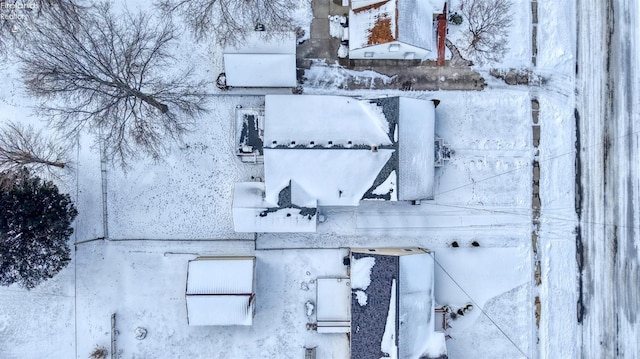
310,17 -> 331,39
312,0 -> 330,18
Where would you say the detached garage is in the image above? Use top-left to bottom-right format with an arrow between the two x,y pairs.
223,32 -> 297,88
185,257 -> 256,326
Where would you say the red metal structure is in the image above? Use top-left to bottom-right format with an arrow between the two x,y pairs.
436,3 -> 447,66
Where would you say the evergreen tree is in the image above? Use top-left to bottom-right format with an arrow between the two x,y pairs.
0,169 -> 78,289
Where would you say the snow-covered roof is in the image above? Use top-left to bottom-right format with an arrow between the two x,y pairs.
233,95 -> 436,232
186,295 -> 254,326
264,95 -> 392,147
232,182 -> 317,233
398,253 -> 446,359
185,257 -> 255,326
223,32 -> 297,87
350,249 -> 446,359
397,97 -> 435,200
317,278 -> 351,323
349,0 -> 434,51
351,0 -> 387,10
186,258 -> 254,295
398,0 -> 434,49
264,149 -> 394,206
348,0 -> 397,50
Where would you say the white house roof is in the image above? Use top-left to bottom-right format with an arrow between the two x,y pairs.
349,0 -> 434,51
186,258 -> 254,295
398,253 -> 446,359
397,97 -> 435,200
350,0 -> 387,10
264,149 -> 394,206
185,257 -> 256,326
264,95 -> 392,147
232,181 -> 274,209
223,32 -> 296,87
317,278 -> 352,322
186,295 -> 253,326
232,182 -> 317,233
232,95 -> 438,233
397,0 -> 434,49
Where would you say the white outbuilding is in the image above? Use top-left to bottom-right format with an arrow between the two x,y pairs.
223,32 -> 297,87
185,257 -> 256,326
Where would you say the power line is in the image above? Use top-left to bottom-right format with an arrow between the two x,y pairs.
435,127 -> 640,198
432,253 -> 530,359
424,196 -> 640,232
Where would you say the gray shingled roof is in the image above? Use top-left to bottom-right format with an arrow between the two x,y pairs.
350,252 -> 399,359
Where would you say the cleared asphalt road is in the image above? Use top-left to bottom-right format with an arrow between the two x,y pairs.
577,0 -> 640,357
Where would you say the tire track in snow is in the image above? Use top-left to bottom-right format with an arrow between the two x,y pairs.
578,0 -> 640,356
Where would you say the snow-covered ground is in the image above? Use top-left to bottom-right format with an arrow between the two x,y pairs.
0,0 -> 599,358
446,0 -> 531,68
75,241 -> 350,358
105,96 -> 264,240
70,240 -> 531,359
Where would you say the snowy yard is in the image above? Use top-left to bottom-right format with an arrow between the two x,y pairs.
0,0 -> 587,358
75,241 -> 351,358
69,240 -> 531,359
105,96 -> 265,240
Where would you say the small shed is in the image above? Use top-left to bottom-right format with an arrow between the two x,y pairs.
223,32 -> 297,87
316,277 -> 351,333
185,257 -> 256,326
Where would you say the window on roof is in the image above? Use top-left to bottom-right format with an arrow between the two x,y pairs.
389,44 -> 400,52
364,51 -> 374,58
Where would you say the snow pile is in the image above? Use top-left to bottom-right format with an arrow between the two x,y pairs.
305,301 -> 315,317
303,61 -> 395,89
380,279 -> 398,359
328,15 -> 347,39
292,0 -> 313,44
350,256 -> 375,290
351,256 -> 375,307
338,44 -> 349,58
354,290 -> 368,306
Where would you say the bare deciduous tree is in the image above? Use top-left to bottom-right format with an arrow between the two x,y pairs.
157,0 -> 297,46
459,0 -> 513,65
19,2 -> 209,166
0,121 -> 69,176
